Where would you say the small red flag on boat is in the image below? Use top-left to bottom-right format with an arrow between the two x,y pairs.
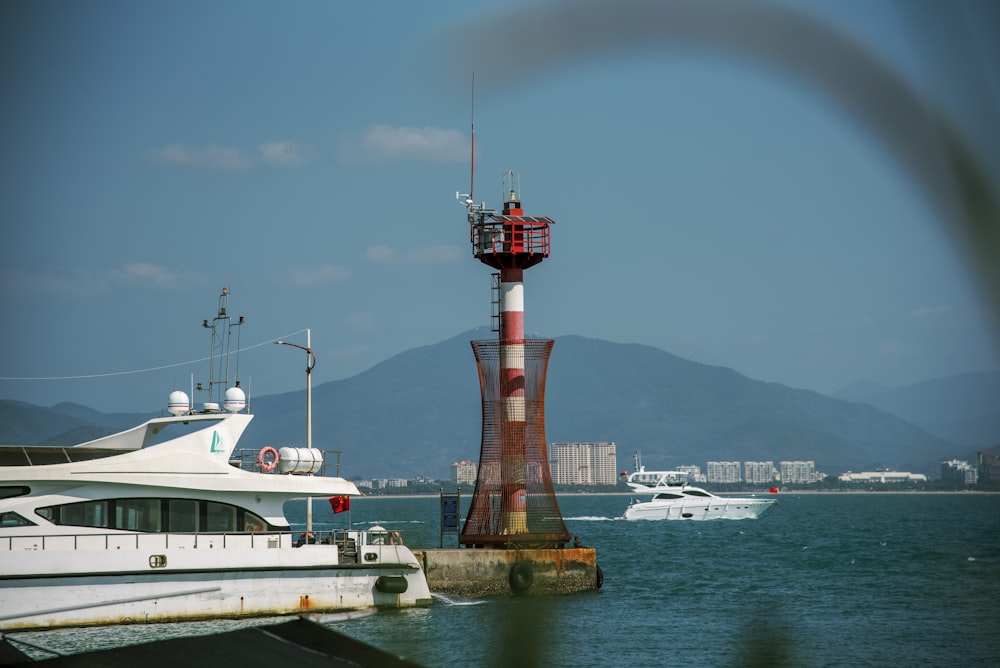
329,495 -> 351,513
769,487 -> 779,494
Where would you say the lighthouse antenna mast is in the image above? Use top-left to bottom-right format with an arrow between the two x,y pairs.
456,75 -> 489,218
470,73 -> 475,205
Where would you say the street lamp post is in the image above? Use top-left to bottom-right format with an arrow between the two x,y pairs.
275,330 -> 317,534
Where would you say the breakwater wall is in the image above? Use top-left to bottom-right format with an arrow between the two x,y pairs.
411,547 -> 601,597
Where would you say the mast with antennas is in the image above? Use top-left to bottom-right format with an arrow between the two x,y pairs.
200,286 -> 246,413
167,287 -> 247,416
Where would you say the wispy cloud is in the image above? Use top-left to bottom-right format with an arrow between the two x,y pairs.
365,244 -> 464,264
338,125 -> 468,163
1,263 -> 204,296
257,141 -> 310,167
110,262 -> 205,288
910,305 -> 950,317
144,144 -> 254,170
111,262 -> 171,287
277,264 -> 352,287
144,141 -> 311,169
365,245 -> 398,263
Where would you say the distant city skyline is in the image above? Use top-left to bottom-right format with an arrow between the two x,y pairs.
355,454 -> 982,488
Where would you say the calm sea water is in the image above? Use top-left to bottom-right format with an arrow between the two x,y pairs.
10,493 -> 1000,667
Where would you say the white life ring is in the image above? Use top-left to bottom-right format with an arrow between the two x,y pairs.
258,446 -> 279,472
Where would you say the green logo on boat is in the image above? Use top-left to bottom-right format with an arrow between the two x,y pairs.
210,431 -> 225,453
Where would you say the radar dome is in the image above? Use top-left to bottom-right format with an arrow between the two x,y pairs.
223,386 -> 246,413
167,391 -> 190,416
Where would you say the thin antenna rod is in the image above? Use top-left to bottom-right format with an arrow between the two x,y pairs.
470,72 -> 475,203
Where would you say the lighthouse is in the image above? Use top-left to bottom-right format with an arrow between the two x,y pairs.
457,170 -> 570,548
408,150 -> 601,596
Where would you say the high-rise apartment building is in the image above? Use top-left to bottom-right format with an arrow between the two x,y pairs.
940,459 -> 978,486
780,460 -> 818,484
549,442 -> 617,485
744,461 -> 777,484
450,460 -> 477,487
979,451 -> 1000,485
706,461 -> 741,483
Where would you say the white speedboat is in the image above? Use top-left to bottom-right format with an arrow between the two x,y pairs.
621,457 -> 776,521
0,289 -> 432,631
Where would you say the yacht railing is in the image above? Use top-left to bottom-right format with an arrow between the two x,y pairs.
0,528 -> 383,553
0,531 -> 299,552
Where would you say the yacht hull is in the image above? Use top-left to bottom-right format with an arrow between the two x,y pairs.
623,498 -> 775,521
0,536 -> 432,631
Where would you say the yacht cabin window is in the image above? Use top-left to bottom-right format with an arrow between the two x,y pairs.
118,498 -> 161,531
37,498 -> 273,533
206,502 -> 236,532
168,499 -> 198,532
0,511 -> 36,527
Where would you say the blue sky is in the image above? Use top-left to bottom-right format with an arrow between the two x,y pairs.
2,0 -> 998,414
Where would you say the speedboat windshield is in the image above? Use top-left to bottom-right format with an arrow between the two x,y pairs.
629,471 -> 689,487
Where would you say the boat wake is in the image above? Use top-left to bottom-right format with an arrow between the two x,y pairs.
306,608 -> 379,624
431,593 -> 487,606
563,515 -> 621,521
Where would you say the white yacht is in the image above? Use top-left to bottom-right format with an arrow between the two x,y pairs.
621,456 -> 776,521
0,289 -> 432,631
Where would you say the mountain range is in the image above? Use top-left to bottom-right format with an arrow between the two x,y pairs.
2,330 -> 997,479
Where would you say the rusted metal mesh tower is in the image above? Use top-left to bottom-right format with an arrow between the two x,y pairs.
459,171 -> 570,548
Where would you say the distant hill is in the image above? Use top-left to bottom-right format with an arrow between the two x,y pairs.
0,400 -> 153,446
831,379 -> 892,403
243,331 -> 957,478
3,332 -> 973,479
0,400 -> 88,445
832,371 -> 1000,450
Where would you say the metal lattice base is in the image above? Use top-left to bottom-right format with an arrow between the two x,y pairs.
460,339 -> 570,548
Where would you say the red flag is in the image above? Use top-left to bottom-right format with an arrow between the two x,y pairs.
769,487 -> 779,494
329,495 -> 351,513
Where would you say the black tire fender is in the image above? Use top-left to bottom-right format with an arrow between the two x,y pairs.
509,561 -> 534,595
375,575 -> 409,594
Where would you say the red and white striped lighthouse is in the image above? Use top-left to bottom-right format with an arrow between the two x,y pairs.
458,170 -> 570,548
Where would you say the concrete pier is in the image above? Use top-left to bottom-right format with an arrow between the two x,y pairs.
412,547 -> 601,597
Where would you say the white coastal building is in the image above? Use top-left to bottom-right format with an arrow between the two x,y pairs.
838,471 -> 928,483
